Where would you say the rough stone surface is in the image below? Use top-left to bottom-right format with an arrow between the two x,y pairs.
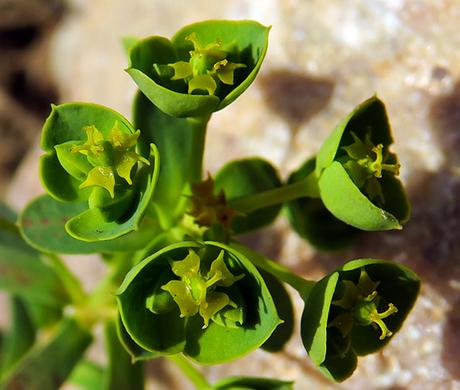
5,1 -> 460,389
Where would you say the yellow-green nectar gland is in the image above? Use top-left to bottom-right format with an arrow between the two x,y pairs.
330,268 -> 398,340
71,122 -> 149,198
167,32 -> 246,95
342,132 -> 400,204
161,250 -> 244,328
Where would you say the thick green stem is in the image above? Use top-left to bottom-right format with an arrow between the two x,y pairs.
228,172 -> 320,214
44,253 -> 86,305
167,354 -> 212,390
187,115 -> 211,182
231,242 -> 315,298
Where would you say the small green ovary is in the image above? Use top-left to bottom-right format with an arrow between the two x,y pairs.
165,32 -> 246,96
328,268 -> 398,342
161,249 -> 244,328
68,122 -> 149,198
341,132 -> 400,205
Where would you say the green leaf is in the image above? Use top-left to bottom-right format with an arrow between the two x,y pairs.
260,270 -> 294,353
285,157 -> 360,249
19,194 -> 163,254
117,241 -> 281,364
103,319 -> 144,390
0,204 -> 64,325
0,297 -> 36,379
213,375 -> 294,390
1,318 -> 92,390
0,243 -> 69,308
127,20 -> 269,117
116,316 -> 158,363
318,162 -> 401,230
214,158 -> 282,234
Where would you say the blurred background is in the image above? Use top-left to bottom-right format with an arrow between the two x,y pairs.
1,0 -> 460,389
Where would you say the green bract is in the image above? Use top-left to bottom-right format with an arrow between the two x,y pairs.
215,158 -> 282,234
39,103 -> 159,241
127,20 -> 270,117
286,157 -> 360,250
315,96 -> 410,231
213,376 -> 293,390
117,241 -> 281,364
301,259 -> 420,382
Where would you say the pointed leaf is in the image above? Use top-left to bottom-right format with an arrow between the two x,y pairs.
0,297 -> 36,378
1,318 -> 92,390
19,194 -> 162,254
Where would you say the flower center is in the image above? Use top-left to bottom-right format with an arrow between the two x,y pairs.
329,268 -> 398,341
353,291 -> 398,340
161,249 -> 244,328
70,122 -> 149,198
341,131 -> 400,205
165,32 -> 246,96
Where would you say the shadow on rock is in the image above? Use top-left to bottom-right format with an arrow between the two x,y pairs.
258,69 -> 335,130
442,295 -> 460,379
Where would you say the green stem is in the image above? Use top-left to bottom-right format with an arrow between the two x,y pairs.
75,253 -> 132,328
187,115 -> 211,182
0,217 -> 20,236
231,242 -> 315,298
44,253 -> 86,305
167,354 -> 212,390
228,172 -> 320,214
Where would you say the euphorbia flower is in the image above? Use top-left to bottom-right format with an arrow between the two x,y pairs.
126,20 -> 270,117
315,96 -> 410,231
301,259 -> 419,382
167,32 -> 246,96
117,241 -> 281,364
69,123 -> 149,199
39,102 -> 159,241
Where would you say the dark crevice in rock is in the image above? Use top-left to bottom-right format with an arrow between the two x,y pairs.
0,0 -> 66,194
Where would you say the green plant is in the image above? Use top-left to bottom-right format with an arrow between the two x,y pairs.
0,20 -> 419,390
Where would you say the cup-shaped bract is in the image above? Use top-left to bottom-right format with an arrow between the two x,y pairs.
285,157 -> 360,250
301,259 -> 420,382
127,20 -> 270,118
116,241 -> 281,364
214,158 -> 282,234
316,96 -> 410,231
39,103 -> 159,242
